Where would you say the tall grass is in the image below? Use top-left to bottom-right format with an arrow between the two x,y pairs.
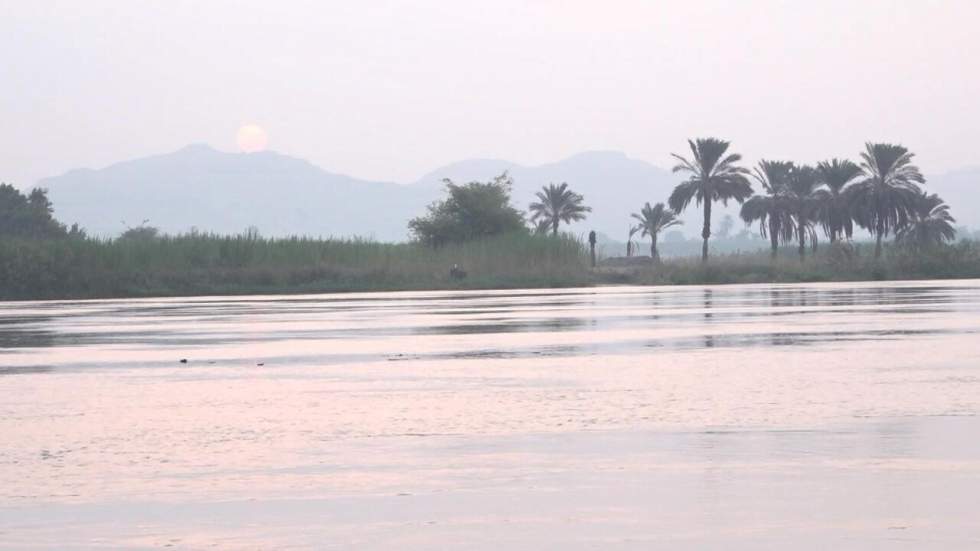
0,232 -> 591,300
597,241 -> 980,285
4,233 -> 977,300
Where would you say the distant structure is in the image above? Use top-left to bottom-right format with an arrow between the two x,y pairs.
588,230 -> 597,267
450,263 -> 467,280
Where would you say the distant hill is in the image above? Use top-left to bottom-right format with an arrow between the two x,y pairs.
38,145 -> 980,241
41,144 -> 432,241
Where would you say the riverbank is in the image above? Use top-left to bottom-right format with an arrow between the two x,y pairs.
596,241 -> 980,286
2,234 -> 979,300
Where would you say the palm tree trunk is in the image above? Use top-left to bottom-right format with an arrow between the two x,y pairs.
651,234 -> 659,264
701,201 -> 712,263
798,220 -> 805,262
874,220 -> 884,259
769,218 -> 778,259
552,219 -> 559,237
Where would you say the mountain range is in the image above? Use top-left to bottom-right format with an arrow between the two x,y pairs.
38,144 -> 979,242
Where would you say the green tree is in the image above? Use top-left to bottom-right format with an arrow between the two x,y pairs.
668,138 -> 753,262
784,165 -> 823,261
740,160 -> 795,259
850,143 -> 925,259
529,182 -> 591,236
815,158 -> 862,243
631,202 -> 682,263
408,173 -> 526,246
896,191 -> 956,249
0,184 -> 68,238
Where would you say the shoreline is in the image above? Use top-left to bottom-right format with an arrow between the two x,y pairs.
4,271 -> 980,303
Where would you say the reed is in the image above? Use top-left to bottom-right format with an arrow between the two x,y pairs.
0,232 -> 591,300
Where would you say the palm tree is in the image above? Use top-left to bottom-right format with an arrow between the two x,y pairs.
896,191 -> 956,249
815,158 -> 862,243
850,143 -> 925,258
668,138 -> 753,262
784,165 -> 822,261
740,160 -> 795,259
631,202 -> 682,263
529,183 -> 591,236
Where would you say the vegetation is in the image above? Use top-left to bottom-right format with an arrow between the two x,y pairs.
666,138 -> 953,265
529,182 -> 591,236
0,231 -> 590,300
896,191 -> 957,250
668,138 -> 753,262
408,173 -> 525,246
0,184 -> 84,239
1,137 -> 975,301
740,160 -> 795,258
596,241 -> 980,285
815,158 -> 862,242
626,224 -> 641,257
850,143 -> 926,258
783,164 -> 822,261
630,202 -> 681,263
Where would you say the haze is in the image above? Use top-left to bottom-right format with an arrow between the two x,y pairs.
2,0 -> 979,188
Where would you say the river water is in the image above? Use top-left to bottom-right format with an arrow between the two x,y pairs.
2,281 -> 979,550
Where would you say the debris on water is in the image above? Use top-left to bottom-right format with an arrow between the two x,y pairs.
179,359 -> 187,364
256,362 -> 265,366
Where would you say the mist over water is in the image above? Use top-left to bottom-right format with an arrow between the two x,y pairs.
1,281 -> 979,548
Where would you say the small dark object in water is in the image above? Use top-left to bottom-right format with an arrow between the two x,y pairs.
449,264 -> 467,280
256,362 -> 265,367
179,359 -> 188,364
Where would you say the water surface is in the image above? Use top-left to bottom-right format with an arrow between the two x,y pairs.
2,281 -> 980,549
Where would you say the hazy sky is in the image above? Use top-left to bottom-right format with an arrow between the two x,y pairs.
3,0 -> 979,187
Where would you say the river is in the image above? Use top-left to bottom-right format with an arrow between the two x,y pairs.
2,281 -> 979,549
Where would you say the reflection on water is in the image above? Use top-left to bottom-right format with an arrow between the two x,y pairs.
1,280 -> 980,549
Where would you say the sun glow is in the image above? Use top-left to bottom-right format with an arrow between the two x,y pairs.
236,124 -> 268,153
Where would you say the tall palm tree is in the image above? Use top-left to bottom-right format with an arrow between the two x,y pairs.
668,138 -> 753,262
783,165 -> 822,261
740,160 -> 795,259
850,143 -> 925,258
631,202 -> 682,263
529,182 -> 591,236
815,158 -> 862,243
896,191 -> 956,249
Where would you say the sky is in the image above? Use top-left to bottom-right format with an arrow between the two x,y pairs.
2,0 -> 979,188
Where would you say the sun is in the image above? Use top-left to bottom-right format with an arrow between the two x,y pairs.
236,124 -> 269,153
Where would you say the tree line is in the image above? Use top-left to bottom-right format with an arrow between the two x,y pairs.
668,138 -> 954,262
407,138 -> 957,265
2,138 -> 960,266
